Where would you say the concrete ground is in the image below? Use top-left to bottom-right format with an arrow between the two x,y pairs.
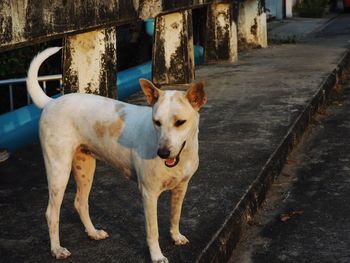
268,16 -> 332,42
229,65 -> 350,263
0,15 -> 350,263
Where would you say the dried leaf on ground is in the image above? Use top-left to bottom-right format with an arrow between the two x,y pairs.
286,159 -> 298,165
280,210 -> 304,222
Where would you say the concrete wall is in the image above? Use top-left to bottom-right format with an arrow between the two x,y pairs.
0,0 -> 268,97
238,0 -> 267,48
204,3 -> 238,63
0,0 -> 135,51
0,0 -> 217,51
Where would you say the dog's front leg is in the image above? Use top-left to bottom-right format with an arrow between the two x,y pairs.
142,191 -> 168,263
170,180 -> 190,246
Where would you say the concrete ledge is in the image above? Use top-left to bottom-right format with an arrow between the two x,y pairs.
195,49 -> 350,263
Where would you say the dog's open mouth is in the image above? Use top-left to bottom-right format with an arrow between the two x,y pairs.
165,141 -> 186,168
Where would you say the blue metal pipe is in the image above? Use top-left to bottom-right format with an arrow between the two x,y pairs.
0,104 -> 41,152
117,61 -> 152,100
144,19 -> 155,37
0,20 -> 204,152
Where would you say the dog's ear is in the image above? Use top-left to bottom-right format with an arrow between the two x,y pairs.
186,81 -> 207,111
139,79 -> 163,105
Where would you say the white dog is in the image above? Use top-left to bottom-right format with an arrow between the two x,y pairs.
26,47 -> 207,263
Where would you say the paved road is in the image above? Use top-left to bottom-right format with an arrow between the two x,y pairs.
230,14 -> 350,263
230,66 -> 350,263
317,13 -> 350,36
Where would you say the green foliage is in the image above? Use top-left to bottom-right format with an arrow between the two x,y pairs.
294,0 -> 328,18
0,41 -> 61,80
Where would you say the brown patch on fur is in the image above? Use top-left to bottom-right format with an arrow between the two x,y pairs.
172,195 -> 180,204
162,177 -> 178,189
76,165 -> 82,170
108,113 -> 125,137
76,155 -> 86,162
82,174 -> 85,178
93,121 -> 106,138
173,188 -> 183,195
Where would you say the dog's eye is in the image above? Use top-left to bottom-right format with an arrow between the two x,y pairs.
175,120 -> 186,127
153,120 -> 161,127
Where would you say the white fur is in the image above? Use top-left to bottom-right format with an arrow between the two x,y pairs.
26,47 -> 61,109
27,47 -> 206,263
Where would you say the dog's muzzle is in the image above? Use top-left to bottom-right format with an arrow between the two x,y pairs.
164,141 -> 186,168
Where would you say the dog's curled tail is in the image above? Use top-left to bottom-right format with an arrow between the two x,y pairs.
26,47 -> 62,109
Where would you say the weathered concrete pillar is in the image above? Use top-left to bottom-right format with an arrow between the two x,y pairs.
204,3 -> 238,63
286,0 -> 293,18
238,0 -> 267,48
63,27 -> 117,98
152,10 -> 195,86
137,0 -> 162,19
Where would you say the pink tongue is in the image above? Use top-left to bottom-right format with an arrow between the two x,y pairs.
165,158 -> 176,166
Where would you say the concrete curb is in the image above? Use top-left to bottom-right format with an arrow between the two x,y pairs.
307,14 -> 341,39
195,48 -> 350,263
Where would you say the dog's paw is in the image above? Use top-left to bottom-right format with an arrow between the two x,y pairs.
172,233 -> 189,246
152,257 -> 169,263
51,246 -> 71,259
88,229 -> 109,240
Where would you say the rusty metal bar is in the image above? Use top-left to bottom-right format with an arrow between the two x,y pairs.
8,85 -> 14,111
0,74 -> 61,112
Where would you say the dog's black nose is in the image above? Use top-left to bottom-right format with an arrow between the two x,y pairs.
157,148 -> 170,159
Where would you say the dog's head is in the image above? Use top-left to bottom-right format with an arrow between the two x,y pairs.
139,79 -> 207,167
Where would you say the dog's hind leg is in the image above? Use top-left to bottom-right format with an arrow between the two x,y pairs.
72,148 -> 109,240
44,146 -> 74,259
